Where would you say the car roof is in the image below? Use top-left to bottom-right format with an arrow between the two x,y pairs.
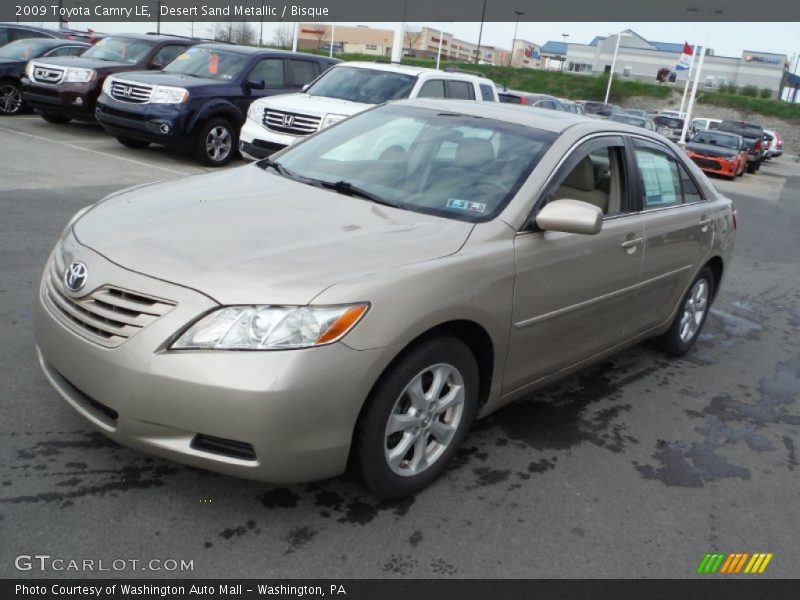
336,61 -> 489,80
191,43 -> 334,60
394,98 -> 618,133
4,37 -> 87,48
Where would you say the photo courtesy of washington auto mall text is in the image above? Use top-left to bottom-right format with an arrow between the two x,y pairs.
1,0 -> 800,598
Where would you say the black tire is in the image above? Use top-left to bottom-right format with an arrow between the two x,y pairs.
353,336 -> 479,499
746,161 -> 757,174
755,158 -> 762,171
40,113 -> 71,125
195,117 -> 237,167
0,81 -> 24,116
115,136 -> 150,149
654,266 -> 715,357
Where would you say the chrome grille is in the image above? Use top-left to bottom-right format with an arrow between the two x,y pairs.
43,253 -> 175,348
263,110 -> 321,135
110,80 -> 153,103
32,64 -> 64,84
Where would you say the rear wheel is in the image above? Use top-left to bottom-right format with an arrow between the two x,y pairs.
195,117 -> 236,167
746,161 -> 757,174
353,336 -> 479,499
0,81 -> 23,115
654,267 -> 715,357
40,113 -> 71,125
115,136 -> 150,149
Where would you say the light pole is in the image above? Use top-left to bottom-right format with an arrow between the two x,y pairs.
436,25 -> 445,70
329,23 -> 336,58
604,31 -> 629,104
560,33 -> 569,71
510,11 -> 523,67
156,0 -> 162,35
475,0 -> 487,64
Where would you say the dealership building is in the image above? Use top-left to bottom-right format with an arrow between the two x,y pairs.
540,30 -> 789,97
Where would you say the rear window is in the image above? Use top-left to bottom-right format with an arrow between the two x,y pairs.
446,80 -> 474,100
479,83 -> 495,101
717,122 -> 762,139
499,93 -> 522,104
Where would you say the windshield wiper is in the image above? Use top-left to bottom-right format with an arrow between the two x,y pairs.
256,157 -> 297,180
318,180 -> 401,209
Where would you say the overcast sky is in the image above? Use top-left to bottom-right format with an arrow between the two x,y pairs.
38,20 -> 800,66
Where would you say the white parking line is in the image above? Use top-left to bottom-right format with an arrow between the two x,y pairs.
0,125 -> 193,176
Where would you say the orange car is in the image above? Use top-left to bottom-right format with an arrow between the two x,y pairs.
685,130 -> 748,180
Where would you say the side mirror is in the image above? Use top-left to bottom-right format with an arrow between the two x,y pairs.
148,60 -> 165,70
536,199 -> 603,235
246,79 -> 266,91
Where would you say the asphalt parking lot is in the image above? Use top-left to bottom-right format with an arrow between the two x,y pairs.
1,115 -> 799,579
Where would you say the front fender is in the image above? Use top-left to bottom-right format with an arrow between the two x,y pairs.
187,98 -> 245,133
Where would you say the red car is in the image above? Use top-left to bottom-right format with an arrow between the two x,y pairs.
685,130 -> 748,180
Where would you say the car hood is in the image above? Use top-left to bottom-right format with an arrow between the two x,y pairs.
73,166 -> 473,305
256,93 -> 371,117
31,56 -> 133,70
109,70 -> 223,89
687,142 -> 739,158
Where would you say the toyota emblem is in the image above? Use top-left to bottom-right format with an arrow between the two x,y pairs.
64,261 -> 88,293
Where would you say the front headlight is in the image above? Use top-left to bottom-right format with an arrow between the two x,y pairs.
247,102 -> 264,122
171,304 -> 369,350
320,113 -> 347,129
151,85 -> 189,104
102,76 -> 113,96
64,67 -> 95,83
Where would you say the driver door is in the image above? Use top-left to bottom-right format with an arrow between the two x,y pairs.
503,136 -> 646,394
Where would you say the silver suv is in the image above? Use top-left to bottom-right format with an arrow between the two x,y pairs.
239,62 -> 499,160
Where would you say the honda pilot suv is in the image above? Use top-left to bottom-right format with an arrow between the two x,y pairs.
239,62 -> 499,160
95,45 -> 337,166
22,33 -> 198,124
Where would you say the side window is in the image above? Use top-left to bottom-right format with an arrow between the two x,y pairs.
151,44 -> 187,68
632,141 -> 683,209
47,46 -> 86,57
417,79 -> 445,98
479,83 -> 495,101
12,28 -> 45,41
550,139 -> 627,216
249,58 -> 284,88
445,80 -> 474,100
0,29 -> 7,45
679,164 -> 703,204
287,59 -> 319,88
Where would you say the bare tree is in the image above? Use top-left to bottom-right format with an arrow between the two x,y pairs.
271,24 -> 293,49
307,26 -> 326,50
403,25 -> 425,53
210,22 -> 257,46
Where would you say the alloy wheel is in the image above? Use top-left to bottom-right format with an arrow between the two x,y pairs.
205,126 -> 232,162
384,363 -> 465,477
0,84 -> 22,115
679,279 -> 709,343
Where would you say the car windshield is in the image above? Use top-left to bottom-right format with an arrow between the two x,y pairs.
81,37 -> 153,64
692,131 -> 739,148
163,47 -> 250,80
268,104 -> 555,223
0,40 -> 54,60
305,66 -> 417,104
656,116 -> 684,128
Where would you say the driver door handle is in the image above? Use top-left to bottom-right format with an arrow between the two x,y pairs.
620,237 -> 644,249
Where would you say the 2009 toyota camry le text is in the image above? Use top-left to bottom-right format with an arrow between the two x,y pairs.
34,100 -> 736,499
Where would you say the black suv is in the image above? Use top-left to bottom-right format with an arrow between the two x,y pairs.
715,120 -> 766,173
21,33 -> 198,124
95,45 -> 338,166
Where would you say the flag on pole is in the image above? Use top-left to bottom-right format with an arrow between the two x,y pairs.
676,42 -> 694,71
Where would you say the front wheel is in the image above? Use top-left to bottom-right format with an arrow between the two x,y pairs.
353,336 -> 479,499
195,118 -> 236,167
654,267 -> 715,357
0,81 -> 23,115
116,136 -> 150,149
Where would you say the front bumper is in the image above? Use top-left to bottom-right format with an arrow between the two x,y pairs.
687,153 -> 740,177
22,78 -> 97,120
34,236 -> 393,483
239,118 -> 299,161
95,97 -> 194,151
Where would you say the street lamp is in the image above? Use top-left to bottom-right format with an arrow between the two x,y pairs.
475,0 -> 487,64
510,11 -> 524,67
604,31 -> 631,104
560,33 -> 569,71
